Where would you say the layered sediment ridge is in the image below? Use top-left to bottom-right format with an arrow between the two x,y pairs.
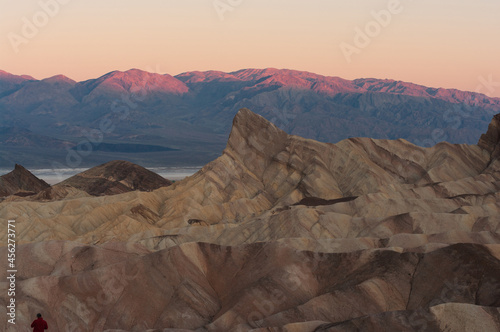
0,109 -> 499,331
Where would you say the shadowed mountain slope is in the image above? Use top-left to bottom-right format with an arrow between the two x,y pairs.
51,160 -> 172,197
0,164 -> 49,198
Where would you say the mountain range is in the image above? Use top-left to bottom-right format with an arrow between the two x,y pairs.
1,68 -> 500,169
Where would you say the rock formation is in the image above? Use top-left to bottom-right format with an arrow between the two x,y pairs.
0,109 -> 499,331
1,160 -> 173,202
478,113 -> 500,160
0,164 -> 49,198
52,160 -> 172,196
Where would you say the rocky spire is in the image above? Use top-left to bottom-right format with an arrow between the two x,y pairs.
478,113 -> 500,160
224,108 -> 289,177
0,164 -> 50,197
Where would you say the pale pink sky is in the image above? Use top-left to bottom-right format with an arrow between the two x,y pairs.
1,0 -> 499,97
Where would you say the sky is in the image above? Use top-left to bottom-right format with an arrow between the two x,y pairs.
1,0 -> 499,97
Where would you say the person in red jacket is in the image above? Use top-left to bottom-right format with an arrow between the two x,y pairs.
31,313 -> 48,331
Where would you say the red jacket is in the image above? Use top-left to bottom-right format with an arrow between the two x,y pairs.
31,317 -> 48,331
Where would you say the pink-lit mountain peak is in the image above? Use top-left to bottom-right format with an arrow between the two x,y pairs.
176,68 -> 313,86
0,70 -> 36,83
230,68 -> 318,82
173,68 -> 364,96
229,68 -> 297,89
227,68 -> 360,94
41,75 -> 76,85
354,78 -> 432,93
85,69 -> 189,95
352,77 -> 496,103
175,70 -> 242,83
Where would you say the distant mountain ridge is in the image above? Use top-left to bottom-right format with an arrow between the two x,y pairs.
4,67 -> 499,104
1,68 -> 499,168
